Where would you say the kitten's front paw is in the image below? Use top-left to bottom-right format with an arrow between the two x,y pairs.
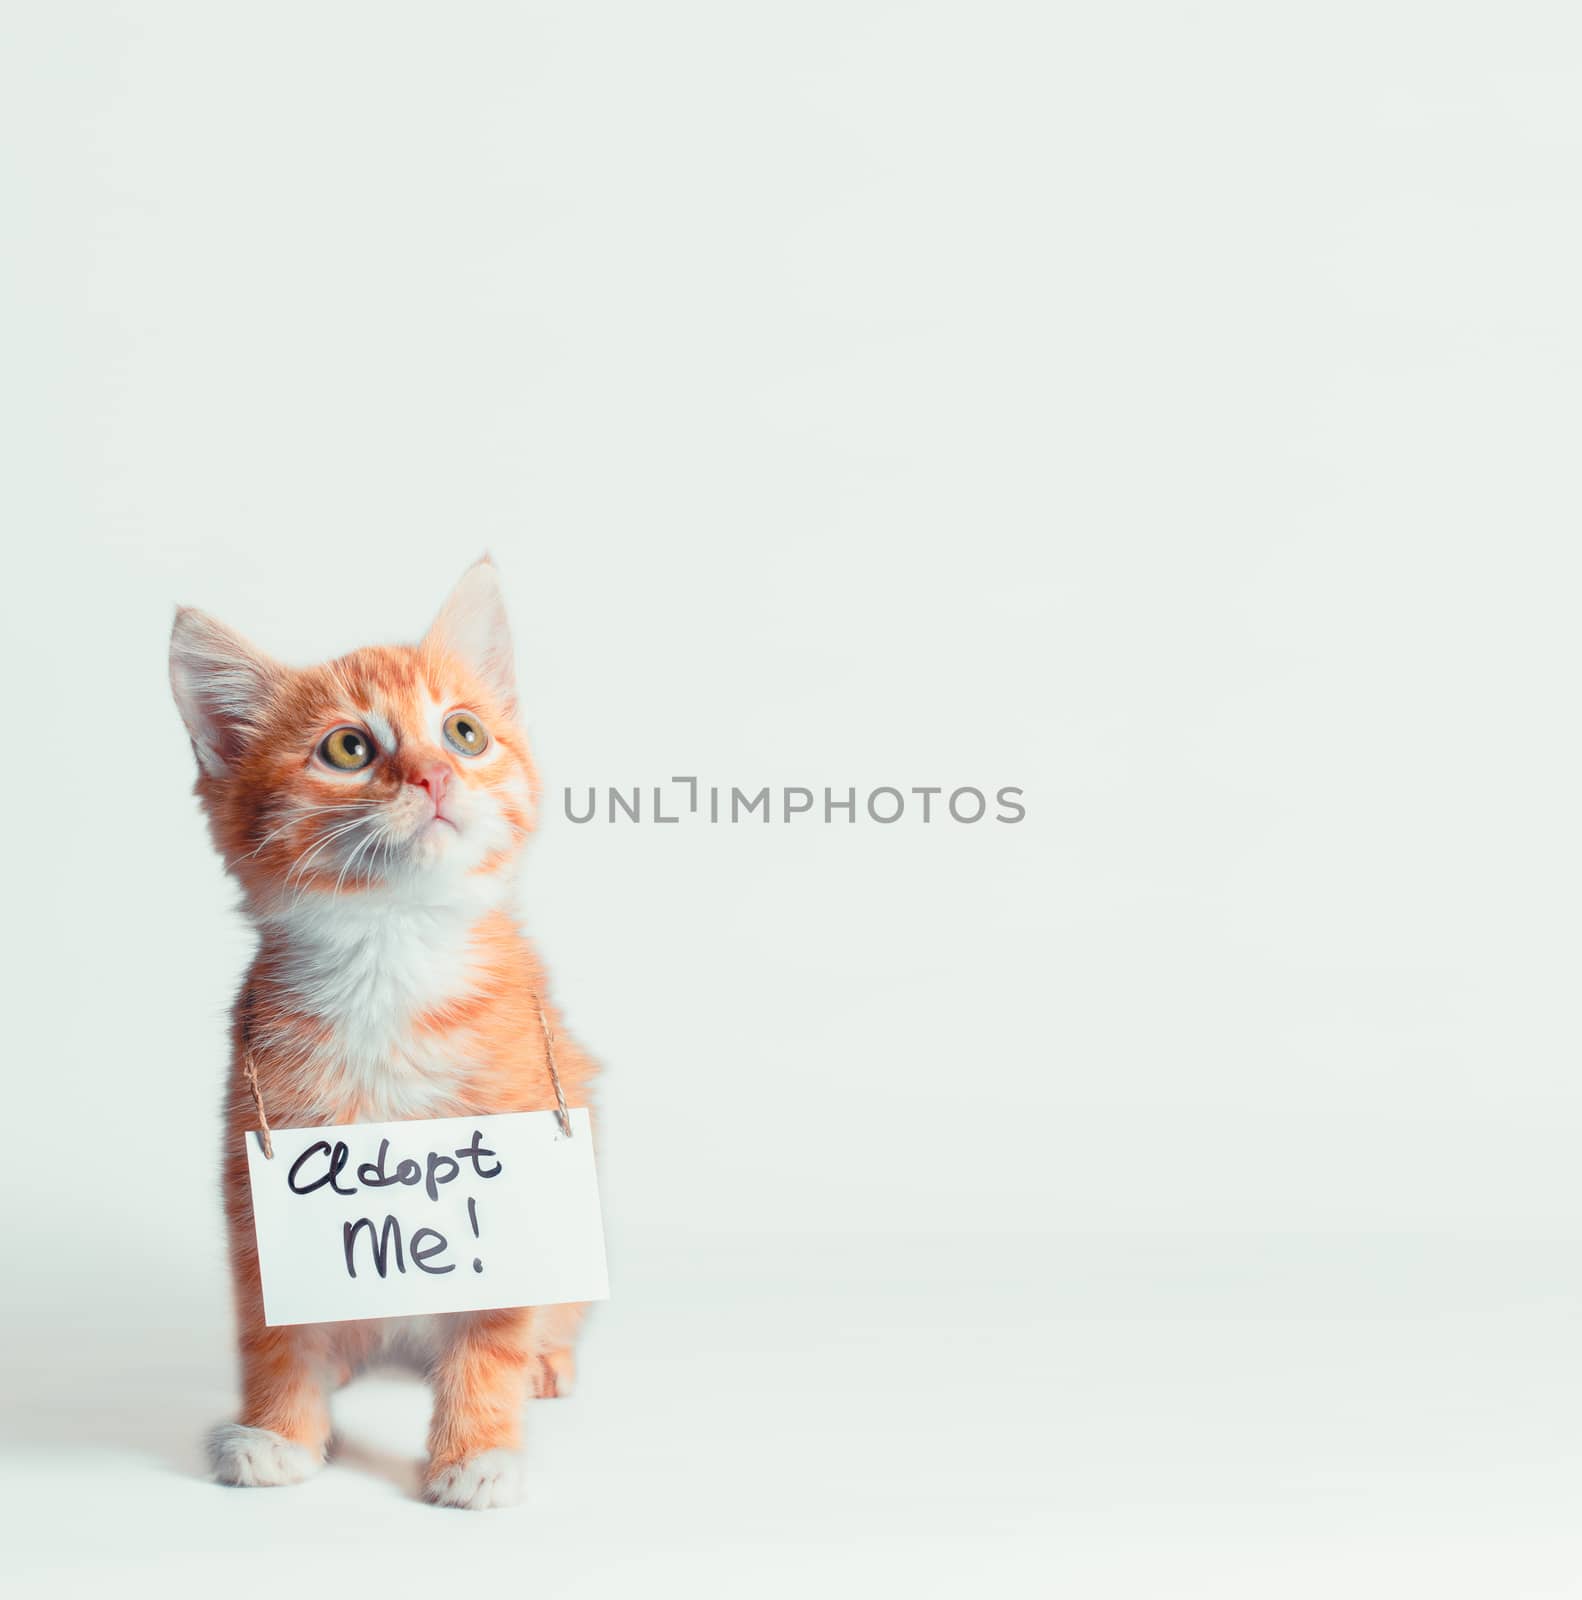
424,1449 -> 523,1510
208,1422 -> 324,1488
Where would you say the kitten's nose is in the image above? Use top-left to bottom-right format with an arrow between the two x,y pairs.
410,763 -> 452,812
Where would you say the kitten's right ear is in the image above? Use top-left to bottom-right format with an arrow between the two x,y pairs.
424,555 -> 517,715
169,607 -> 281,775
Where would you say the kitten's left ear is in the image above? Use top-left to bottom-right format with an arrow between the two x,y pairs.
424,555 -> 517,713
169,607 -> 283,776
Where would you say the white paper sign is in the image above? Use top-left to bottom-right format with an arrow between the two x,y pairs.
245,1109 -> 608,1327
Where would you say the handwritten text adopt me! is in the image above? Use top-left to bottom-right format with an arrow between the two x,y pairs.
288,1128 -> 501,1280
246,1110 -> 608,1326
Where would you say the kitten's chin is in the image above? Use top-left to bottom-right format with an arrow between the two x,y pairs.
403,813 -> 505,882
407,816 -> 462,866
366,807 -> 508,887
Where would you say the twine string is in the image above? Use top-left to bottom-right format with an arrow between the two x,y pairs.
244,1045 -> 274,1160
535,993 -> 574,1138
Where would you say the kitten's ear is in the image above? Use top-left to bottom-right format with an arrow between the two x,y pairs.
169,607 -> 282,775
424,555 -> 517,713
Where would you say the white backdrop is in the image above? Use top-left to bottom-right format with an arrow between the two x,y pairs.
5,4 -> 1582,1596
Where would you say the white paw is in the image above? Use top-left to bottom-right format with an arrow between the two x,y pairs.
208,1423 -> 323,1487
424,1449 -> 523,1510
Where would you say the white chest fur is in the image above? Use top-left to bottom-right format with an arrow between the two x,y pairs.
261,876 -> 507,1121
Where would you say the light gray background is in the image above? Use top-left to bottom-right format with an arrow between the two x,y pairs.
4,3 -> 1580,1595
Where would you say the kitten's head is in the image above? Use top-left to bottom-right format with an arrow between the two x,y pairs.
170,557 -> 538,915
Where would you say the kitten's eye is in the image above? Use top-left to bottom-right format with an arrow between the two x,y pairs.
317,727 -> 376,771
443,711 -> 490,757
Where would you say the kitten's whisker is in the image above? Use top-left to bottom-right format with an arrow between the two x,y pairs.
332,823 -> 385,896
284,816 -> 369,879
283,815 -> 375,892
247,803 -> 373,860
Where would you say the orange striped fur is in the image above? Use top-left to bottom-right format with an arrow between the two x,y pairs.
170,558 -> 597,1508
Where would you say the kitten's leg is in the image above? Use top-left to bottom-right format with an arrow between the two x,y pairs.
531,1300 -> 587,1398
423,1308 -> 535,1509
209,1318 -> 332,1488
532,1345 -> 576,1398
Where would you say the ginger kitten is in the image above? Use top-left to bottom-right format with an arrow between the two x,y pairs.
169,557 -> 596,1509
